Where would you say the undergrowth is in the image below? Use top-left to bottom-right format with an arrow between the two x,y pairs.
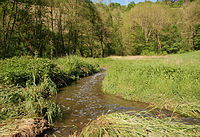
0,56 -> 100,123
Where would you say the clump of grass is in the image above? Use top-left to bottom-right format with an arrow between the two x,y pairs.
99,51 -> 200,118
55,55 -> 100,80
78,112 -> 200,137
0,83 -> 61,124
0,56 -> 58,87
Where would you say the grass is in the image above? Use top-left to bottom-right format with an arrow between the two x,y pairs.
78,112 -> 200,137
0,56 -> 100,124
94,51 -> 200,118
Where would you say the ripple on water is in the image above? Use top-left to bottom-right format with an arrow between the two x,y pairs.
54,71 -> 200,136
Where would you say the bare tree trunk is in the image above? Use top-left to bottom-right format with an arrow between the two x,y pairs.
50,5 -> 54,32
100,34 -> 104,57
59,11 -> 65,55
74,29 -> 78,54
191,30 -> 195,50
90,47 -> 93,57
10,0 -> 18,38
38,4 -> 43,56
68,24 -> 72,55
73,0 -> 78,54
50,40 -> 53,60
50,3 -> 54,59
3,8 -> 6,49
157,33 -> 162,50
5,0 -> 16,41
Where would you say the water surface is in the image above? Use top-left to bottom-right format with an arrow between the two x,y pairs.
54,70 -> 200,136
54,70 -> 148,136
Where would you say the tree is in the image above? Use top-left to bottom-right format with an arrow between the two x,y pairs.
127,1 -> 135,10
128,2 -> 172,53
183,0 -> 200,49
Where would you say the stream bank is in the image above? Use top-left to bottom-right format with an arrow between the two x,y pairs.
53,70 -> 200,136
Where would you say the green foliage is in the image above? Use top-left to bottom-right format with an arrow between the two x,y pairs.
99,51 -> 200,118
0,56 -> 100,123
127,1 -> 136,10
0,0 -> 199,58
55,55 -> 100,80
109,3 -> 121,10
161,25 -> 183,54
170,0 -> 185,8
0,84 -> 61,123
194,25 -> 200,50
0,56 -> 58,86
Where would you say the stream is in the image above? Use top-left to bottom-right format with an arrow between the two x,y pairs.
54,70 -> 200,136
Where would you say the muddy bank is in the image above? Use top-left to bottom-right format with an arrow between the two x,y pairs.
0,118 -> 51,137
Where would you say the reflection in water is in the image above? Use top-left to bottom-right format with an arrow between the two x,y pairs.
54,70 -> 200,136
54,70 -> 148,136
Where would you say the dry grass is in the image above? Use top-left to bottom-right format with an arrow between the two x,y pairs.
109,55 -> 166,60
78,112 -> 200,137
0,118 -> 51,137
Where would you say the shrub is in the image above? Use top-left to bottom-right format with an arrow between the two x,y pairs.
0,56 -> 59,87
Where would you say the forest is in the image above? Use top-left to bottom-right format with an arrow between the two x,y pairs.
0,0 -> 199,59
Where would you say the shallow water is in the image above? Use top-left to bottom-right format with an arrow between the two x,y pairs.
54,70 -> 200,136
54,70 -> 149,136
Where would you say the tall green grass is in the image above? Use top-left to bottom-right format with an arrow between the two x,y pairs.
98,51 -> 200,118
0,56 -> 100,123
55,55 -> 100,81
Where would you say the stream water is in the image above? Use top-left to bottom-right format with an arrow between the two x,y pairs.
54,70 -> 200,136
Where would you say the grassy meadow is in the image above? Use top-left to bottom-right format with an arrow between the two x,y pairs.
97,51 -> 200,118
0,56 -> 100,124
1,52 -> 200,136
76,51 -> 200,137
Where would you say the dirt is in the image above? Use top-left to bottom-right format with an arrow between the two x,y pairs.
0,118 -> 52,137
109,55 -> 166,60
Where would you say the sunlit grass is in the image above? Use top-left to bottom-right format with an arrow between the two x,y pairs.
96,51 -> 200,118
0,56 -> 100,124
78,111 -> 200,137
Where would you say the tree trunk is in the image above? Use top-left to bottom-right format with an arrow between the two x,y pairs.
100,35 -> 104,57
157,33 -> 162,51
90,47 -> 93,57
10,0 -> 18,38
6,0 -> 16,41
50,3 -> 54,58
191,30 -> 195,50
59,11 -> 65,56
3,8 -> 6,51
67,24 -> 72,55
74,29 -> 78,54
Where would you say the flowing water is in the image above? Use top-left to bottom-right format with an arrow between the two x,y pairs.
54,70 -> 200,136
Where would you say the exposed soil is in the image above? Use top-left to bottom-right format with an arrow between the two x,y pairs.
0,118 -> 52,137
109,55 -> 167,60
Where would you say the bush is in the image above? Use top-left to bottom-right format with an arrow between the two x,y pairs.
0,56 -> 59,87
55,55 -> 100,80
